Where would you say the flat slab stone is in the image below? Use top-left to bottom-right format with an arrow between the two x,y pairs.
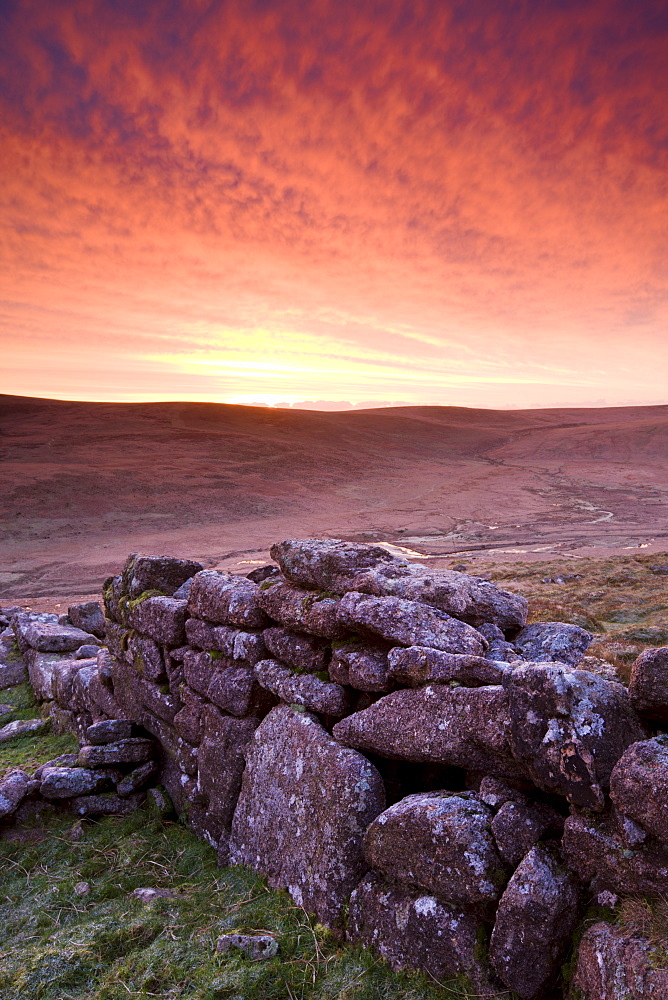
254,659 -> 351,716
348,872 -> 494,992
40,766 -> 113,799
196,705 -> 259,827
503,662 -> 646,810
23,621 -> 100,653
387,645 -> 505,687
270,538 -> 528,629
229,704 -> 386,928
256,580 -> 347,639
332,684 -> 524,778
78,738 -> 157,767
610,737 -> 668,842
0,717 -> 50,744
71,791 -> 145,816
489,845 -> 580,1000
86,719 -> 135,745
10,611 -> 59,652
363,791 -> 506,906
572,921 -> 668,1000
336,592 -> 486,654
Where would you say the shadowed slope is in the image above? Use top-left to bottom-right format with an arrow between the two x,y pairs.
1,396 -> 667,600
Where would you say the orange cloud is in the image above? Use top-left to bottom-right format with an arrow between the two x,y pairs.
1,0 -> 667,406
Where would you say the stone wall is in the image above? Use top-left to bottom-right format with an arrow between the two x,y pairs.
3,538 -> 668,999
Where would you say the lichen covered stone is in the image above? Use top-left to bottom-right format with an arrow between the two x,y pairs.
229,704 -> 385,928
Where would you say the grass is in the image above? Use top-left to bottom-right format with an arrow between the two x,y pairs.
0,683 -> 78,772
457,551 -> 668,681
0,808 -> 475,1000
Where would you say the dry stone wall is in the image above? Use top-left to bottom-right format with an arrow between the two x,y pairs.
3,538 -> 668,999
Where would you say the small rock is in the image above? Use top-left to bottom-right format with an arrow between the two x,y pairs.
86,719 -> 135,745
628,646 -> 668,721
68,601 -> 106,639
572,921 -> 668,999
513,621 -> 593,666
254,658 -> 351,715
133,887 -> 177,902
67,821 -> 85,841
596,890 -> 618,909
491,799 -> 562,866
0,769 -> 31,819
116,760 -> 159,797
147,786 -> 174,818
478,776 -> 532,809
216,933 -> 279,960
0,717 -> 50,744
122,552 -> 204,598
263,626 -> 330,673
74,644 -> 101,659
609,737 -> 668,843
74,881 -> 90,896
40,766 -> 113,799
246,565 -> 280,584
329,640 -> 392,692
0,704 -> 13,719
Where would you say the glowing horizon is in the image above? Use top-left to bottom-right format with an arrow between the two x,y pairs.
2,0 -> 667,410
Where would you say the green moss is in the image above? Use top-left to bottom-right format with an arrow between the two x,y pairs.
118,590 -> 165,626
2,638 -> 23,663
1,731 -> 78,776
207,650 -> 225,661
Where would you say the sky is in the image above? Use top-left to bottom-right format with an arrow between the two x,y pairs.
1,0 -> 667,410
